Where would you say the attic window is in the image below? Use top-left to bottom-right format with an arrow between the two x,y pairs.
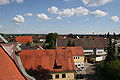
62,47 -> 66,49
53,60 -> 62,69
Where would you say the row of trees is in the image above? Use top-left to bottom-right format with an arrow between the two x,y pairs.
99,39 -> 120,80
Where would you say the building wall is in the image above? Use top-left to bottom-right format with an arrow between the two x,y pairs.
96,56 -> 106,61
73,56 -> 84,63
50,72 -> 75,80
96,48 -> 106,55
84,49 -> 94,55
84,48 -> 106,55
73,56 -> 84,68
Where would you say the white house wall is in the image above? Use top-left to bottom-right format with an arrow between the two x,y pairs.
84,49 -> 94,55
96,48 -> 107,55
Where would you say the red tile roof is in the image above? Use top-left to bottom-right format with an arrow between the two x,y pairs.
0,46 -> 25,80
16,36 -> 33,44
57,46 -> 84,56
19,47 -> 84,72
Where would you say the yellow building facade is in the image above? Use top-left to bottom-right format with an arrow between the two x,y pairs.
73,56 -> 85,69
73,56 -> 84,63
50,72 -> 75,80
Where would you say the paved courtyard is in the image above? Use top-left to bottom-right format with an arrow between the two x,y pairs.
76,62 -> 105,80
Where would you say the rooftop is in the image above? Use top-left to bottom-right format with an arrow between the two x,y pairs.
15,36 -> 33,44
19,47 -> 84,72
0,45 -> 25,80
57,38 -> 109,49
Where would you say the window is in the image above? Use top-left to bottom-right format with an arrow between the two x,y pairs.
98,51 -> 103,53
53,60 -> 62,69
74,57 -> 75,59
49,75 -> 52,79
85,52 -> 93,54
76,57 -> 77,59
55,74 -> 59,78
62,74 -> 66,78
78,57 -> 79,59
75,65 -> 77,68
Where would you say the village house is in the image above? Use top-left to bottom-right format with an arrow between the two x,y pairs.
19,46 -> 85,80
57,47 -> 85,70
57,38 -> 109,61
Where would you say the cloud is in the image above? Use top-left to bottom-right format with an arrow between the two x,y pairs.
47,6 -> 59,14
0,25 -> 7,30
48,6 -> 89,18
82,0 -> 112,7
24,13 -> 33,16
36,13 -> 51,20
74,6 -> 89,16
91,10 -> 108,17
111,16 -> 119,22
63,0 -> 73,2
0,0 -> 24,5
58,8 -> 75,17
58,6 -> 89,17
0,0 -> 10,5
12,15 -> 24,24
16,0 -> 24,3
56,16 -> 62,20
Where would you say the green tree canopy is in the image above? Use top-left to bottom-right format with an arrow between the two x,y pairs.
45,33 -> 59,49
26,41 -> 31,46
42,43 -> 46,49
67,39 -> 72,46
48,39 -> 56,49
45,33 -> 59,43
105,39 -> 117,63
72,41 -> 76,46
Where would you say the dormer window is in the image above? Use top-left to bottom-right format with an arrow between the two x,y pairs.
53,60 -> 62,69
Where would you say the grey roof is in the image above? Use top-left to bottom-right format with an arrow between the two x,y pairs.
57,38 -> 109,49
0,35 -> 8,43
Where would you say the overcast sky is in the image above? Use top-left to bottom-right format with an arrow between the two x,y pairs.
0,0 -> 120,34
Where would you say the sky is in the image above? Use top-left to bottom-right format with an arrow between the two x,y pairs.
0,0 -> 120,34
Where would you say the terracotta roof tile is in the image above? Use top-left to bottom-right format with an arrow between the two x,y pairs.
16,36 -> 33,44
0,46 -> 25,80
19,47 -> 84,72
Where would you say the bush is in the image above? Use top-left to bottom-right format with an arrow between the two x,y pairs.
26,65 -> 50,80
99,60 -> 120,80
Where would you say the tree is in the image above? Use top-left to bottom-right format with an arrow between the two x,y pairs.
45,33 -> 59,43
105,39 -> 117,63
45,33 -> 59,49
107,32 -> 110,38
113,32 -> 117,39
48,39 -> 56,49
42,43 -> 46,49
26,65 -> 50,80
72,41 -> 76,46
67,39 -> 72,46
26,41 -> 31,46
